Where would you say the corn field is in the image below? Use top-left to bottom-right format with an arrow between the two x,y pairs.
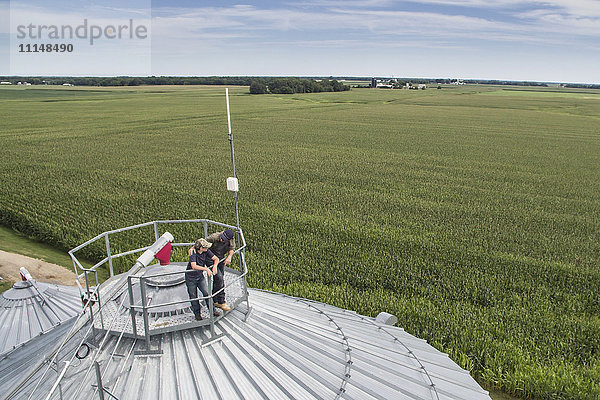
0,85 -> 599,399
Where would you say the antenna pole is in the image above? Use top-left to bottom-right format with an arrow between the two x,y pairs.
226,88 -> 240,230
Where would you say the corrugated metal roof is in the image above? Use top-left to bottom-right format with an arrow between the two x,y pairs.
3,286 -> 491,400
0,317 -> 77,398
0,281 -> 81,356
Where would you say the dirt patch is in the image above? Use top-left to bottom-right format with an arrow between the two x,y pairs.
0,250 -> 77,286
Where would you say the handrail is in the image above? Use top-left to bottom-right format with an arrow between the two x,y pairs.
130,266 -> 248,311
26,267 -> 142,400
127,243 -> 248,322
123,234 -> 248,347
68,219 -> 246,280
155,218 -> 238,229
65,219 -> 247,346
68,226 -> 247,364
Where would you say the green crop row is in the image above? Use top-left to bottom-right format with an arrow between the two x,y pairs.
0,85 -> 599,399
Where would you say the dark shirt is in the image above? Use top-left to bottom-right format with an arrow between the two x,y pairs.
206,231 -> 235,259
186,249 -> 215,280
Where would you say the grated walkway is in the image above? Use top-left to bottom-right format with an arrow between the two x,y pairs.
93,263 -> 247,338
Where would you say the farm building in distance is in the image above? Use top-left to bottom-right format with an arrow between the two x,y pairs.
370,78 -> 428,89
371,78 -> 397,88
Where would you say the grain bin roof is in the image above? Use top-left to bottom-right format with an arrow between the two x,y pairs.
0,281 -> 81,356
4,287 -> 491,400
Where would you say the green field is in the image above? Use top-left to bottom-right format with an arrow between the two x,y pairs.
0,84 -> 599,399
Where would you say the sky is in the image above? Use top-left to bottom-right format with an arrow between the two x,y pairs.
1,0 -> 599,83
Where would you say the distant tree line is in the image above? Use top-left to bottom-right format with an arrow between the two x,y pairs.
410,78 -> 550,86
0,76 -> 255,86
463,79 -> 549,87
3,75 -> 595,90
365,77 -> 556,87
249,78 -> 350,94
563,83 -> 600,89
364,77 -> 599,88
0,76 -> 350,93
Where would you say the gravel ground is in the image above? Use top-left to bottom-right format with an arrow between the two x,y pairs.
0,250 -> 76,286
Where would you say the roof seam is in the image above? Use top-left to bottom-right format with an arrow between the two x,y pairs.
358,316 -> 440,400
293,299 -> 354,400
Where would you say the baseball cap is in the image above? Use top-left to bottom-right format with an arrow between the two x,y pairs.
194,238 -> 212,249
220,229 -> 234,242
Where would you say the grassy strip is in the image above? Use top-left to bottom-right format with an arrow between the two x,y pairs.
0,225 -> 102,284
0,224 -> 75,268
0,279 -> 11,294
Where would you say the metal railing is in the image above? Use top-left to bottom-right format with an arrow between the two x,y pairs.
127,241 -> 249,349
68,219 -> 249,348
69,219 -> 243,279
24,219 -> 250,400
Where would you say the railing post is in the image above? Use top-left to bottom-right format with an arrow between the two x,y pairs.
240,250 -> 252,320
71,255 -> 79,278
84,271 -> 98,346
104,233 -> 114,277
139,276 -> 151,349
208,274 -> 215,338
94,270 -> 104,329
236,230 -> 242,271
127,276 -> 138,338
94,361 -> 106,400
241,251 -> 247,288
203,221 -> 208,238
153,221 -> 159,241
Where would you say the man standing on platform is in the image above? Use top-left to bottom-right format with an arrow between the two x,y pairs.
186,238 -> 221,320
206,229 -> 235,312
188,229 -> 235,312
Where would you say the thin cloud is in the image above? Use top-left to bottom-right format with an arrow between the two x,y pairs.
262,38 -> 467,50
153,3 -> 599,38
288,0 -> 395,7
9,3 -> 151,29
395,0 -> 600,19
154,5 -> 513,33
516,0 -> 600,18
92,6 -> 151,17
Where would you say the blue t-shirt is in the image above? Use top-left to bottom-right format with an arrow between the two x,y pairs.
186,249 -> 215,280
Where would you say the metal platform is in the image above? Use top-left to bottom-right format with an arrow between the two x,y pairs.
60,219 -> 250,349
93,262 -> 247,339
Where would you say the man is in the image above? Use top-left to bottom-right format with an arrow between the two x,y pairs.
190,229 -> 235,312
206,229 -> 235,312
186,238 -> 221,321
